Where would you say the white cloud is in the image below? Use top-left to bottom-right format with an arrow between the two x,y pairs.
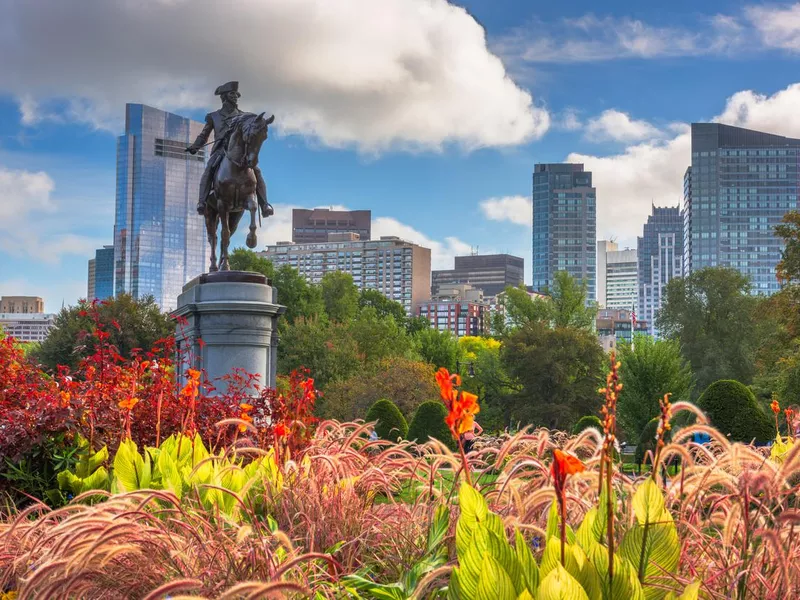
585,110 -> 662,143
495,12 -> 746,66
558,108 -> 583,131
565,82 -> 800,247
0,167 -> 55,219
1,0 -> 548,152
479,196 -> 532,226
372,217 -> 472,270
746,4 -> 800,51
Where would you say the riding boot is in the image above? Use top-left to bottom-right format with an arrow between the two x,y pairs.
196,201 -> 206,215
254,167 -> 273,218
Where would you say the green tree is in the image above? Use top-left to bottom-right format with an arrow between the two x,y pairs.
229,248 -> 323,324
365,399 -> 408,441
350,306 -> 411,365
34,295 -> 173,372
499,285 -> 550,331
413,327 -> 460,372
321,271 -> 359,323
317,356 -> 438,421
501,321 -> 605,430
657,267 -> 760,393
546,270 -> 597,330
776,209 -> 800,285
697,380 -> 773,443
358,289 -> 407,326
616,334 -> 694,440
405,315 -> 431,336
572,415 -> 603,436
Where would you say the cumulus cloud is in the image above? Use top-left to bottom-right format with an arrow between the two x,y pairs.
372,217 -> 472,270
495,13 -> 745,66
746,3 -> 800,51
566,82 -> 800,247
1,0 -> 548,152
557,108 -> 583,131
479,196 -> 532,226
585,110 -> 662,143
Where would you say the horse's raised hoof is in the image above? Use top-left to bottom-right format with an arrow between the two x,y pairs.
246,229 -> 257,249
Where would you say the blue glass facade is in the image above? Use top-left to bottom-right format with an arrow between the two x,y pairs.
114,104 -> 209,311
94,245 -> 115,300
684,123 -> 800,295
532,163 -> 596,299
637,206 -> 683,336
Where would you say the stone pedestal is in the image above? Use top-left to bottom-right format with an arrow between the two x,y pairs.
172,271 -> 285,394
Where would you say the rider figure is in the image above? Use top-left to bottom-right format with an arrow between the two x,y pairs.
186,81 -> 272,218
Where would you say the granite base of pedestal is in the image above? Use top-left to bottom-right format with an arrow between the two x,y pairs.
171,271 -> 285,394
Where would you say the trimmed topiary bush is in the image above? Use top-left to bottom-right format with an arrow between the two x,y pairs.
407,401 -> 456,450
365,399 -> 408,441
635,417 -> 667,465
697,379 -> 773,443
572,415 -> 603,436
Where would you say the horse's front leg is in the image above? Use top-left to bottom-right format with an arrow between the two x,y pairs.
205,209 -> 218,272
219,203 -> 231,271
246,196 -> 258,249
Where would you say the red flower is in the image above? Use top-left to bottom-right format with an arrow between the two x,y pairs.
551,449 -> 586,495
435,368 -> 479,437
274,422 -> 289,438
771,399 -> 781,415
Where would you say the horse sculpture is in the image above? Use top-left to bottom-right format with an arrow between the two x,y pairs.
205,111 -> 274,272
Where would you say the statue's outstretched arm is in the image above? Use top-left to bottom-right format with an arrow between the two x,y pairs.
187,114 -> 214,153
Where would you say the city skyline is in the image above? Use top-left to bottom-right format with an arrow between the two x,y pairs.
7,1 -> 800,309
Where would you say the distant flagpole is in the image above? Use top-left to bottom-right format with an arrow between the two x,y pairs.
631,303 -> 637,352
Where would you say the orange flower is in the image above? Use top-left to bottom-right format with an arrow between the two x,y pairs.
119,397 -> 140,411
238,411 -> 253,433
771,399 -> 781,414
59,390 -> 71,407
436,368 -> 480,436
551,449 -> 586,494
274,422 -> 289,438
435,367 -> 461,406
239,403 -> 254,411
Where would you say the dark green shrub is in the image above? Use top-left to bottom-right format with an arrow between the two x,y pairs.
635,417 -> 665,465
365,399 -> 408,441
406,401 -> 456,450
572,415 -> 603,436
697,380 -> 773,443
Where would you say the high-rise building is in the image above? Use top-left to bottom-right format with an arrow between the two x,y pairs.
114,104 -> 209,312
87,259 -> 96,301
260,234 -> 431,313
431,254 -> 524,298
88,245 -> 115,301
291,208 -> 371,243
0,296 -> 44,314
0,313 -> 55,343
596,308 -> 649,352
638,206 -> 683,336
597,241 -> 637,310
417,284 -> 490,337
684,123 -> 800,294
532,163 -> 596,299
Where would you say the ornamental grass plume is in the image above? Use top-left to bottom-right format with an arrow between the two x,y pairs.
434,367 -> 480,486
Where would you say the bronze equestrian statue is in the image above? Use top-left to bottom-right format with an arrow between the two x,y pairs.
186,81 -> 274,272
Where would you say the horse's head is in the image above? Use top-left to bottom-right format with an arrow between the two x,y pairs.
240,112 -> 274,169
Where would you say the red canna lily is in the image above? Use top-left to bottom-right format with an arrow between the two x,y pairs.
771,399 -> 780,415
274,422 -> 289,438
551,449 -> 586,566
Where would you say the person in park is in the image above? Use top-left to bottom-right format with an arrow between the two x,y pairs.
186,81 -> 272,219
461,418 -> 483,454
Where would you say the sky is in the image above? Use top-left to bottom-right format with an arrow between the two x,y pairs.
5,0 -> 800,311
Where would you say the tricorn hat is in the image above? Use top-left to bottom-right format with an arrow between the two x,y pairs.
215,81 -> 239,95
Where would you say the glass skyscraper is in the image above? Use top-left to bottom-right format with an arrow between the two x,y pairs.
684,123 -> 800,295
532,163 -> 596,299
637,206 -> 683,336
114,104 -> 209,311
88,245 -> 115,300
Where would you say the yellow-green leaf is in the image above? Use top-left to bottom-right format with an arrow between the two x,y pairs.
515,529 -> 540,594
632,479 -> 666,526
476,554 -> 517,600
538,564 -> 590,600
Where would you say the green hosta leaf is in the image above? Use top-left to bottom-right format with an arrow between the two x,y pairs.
476,553 -> 517,600
515,529 -> 540,594
81,466 -> 109,492
576,508 -> 601,553
620,511 -> 680,599
632,479 -> 666,526
538,564 -> 590,600
112,439 -> 152,493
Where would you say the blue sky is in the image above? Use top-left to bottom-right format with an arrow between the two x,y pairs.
4,0 -> 800,310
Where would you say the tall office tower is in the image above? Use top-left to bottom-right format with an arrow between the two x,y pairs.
114,104 -> 209,312
292,208 -> 371,243
431,253 -> 524,297
88,245 -> 115,301
597,241 -> 637,310
261,234 -> 431,314
638,206 -> 683,336
532,163 -> 596,299
684,123 -> 800,294
87,258 -> 96,301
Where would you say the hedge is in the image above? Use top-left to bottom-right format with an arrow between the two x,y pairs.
407,401 -> 456,450
697,379 -> 773,443
365,399 -> 408,441
572,415 -> 603,436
